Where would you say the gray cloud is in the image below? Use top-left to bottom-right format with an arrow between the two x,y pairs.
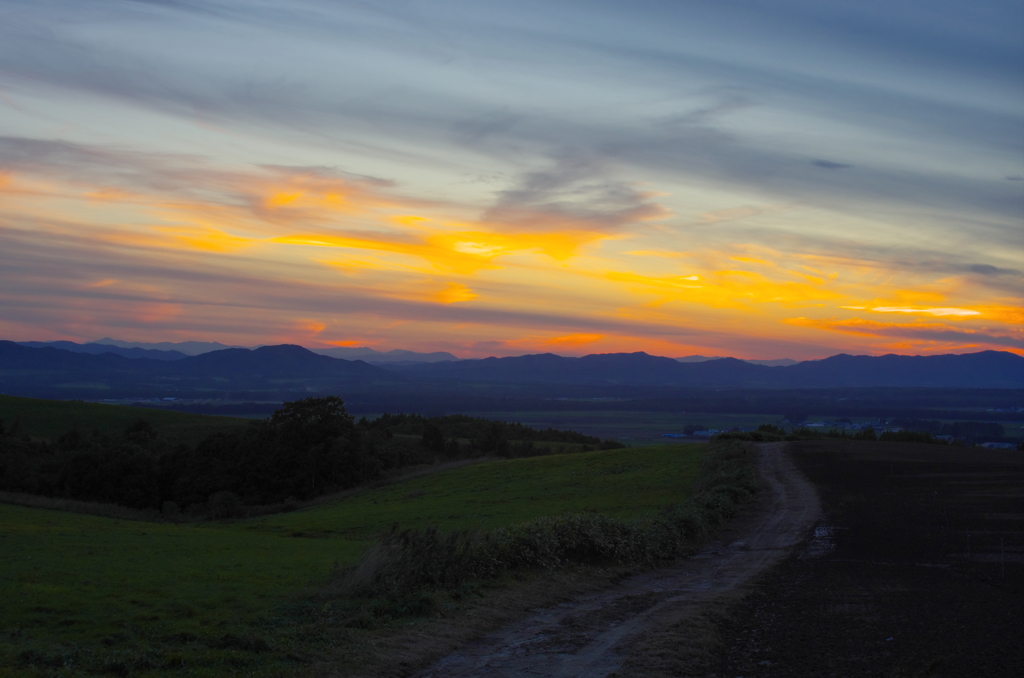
812,160 -> 852,170
451,109 -> 522,146
0,0 -> 1019,243
481,155 -> 667,232
656,92 -> 753,130
258,165 -> 395,187
967,263 -> 1020,276
0,136 -> 217,196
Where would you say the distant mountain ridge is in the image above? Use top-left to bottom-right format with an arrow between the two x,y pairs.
0,341 -> 403,399
391,350 -> 1024,389
746,358 -> 799,367
19,339 -> 459,364
676,355 -> 798,367
1,342 -> 1021,398
19,340 -> 798,368
92,338 -> 244,356
18,340 -> 189,361
310,346 -> 459,364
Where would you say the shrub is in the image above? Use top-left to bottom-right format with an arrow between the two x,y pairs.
325,440 -> 759,608
161,500 -> 181,518
206,490 -> 243,519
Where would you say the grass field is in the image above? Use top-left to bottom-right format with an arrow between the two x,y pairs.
0,395 -> 249,446
0,442 -> 704,677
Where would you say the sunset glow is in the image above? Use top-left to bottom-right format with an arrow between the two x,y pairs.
0,1 -> 1020,358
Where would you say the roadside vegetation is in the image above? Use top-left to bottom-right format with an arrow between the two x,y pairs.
325,439 -> 759,626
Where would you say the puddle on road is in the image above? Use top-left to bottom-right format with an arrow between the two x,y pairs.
801,523 -> 844,559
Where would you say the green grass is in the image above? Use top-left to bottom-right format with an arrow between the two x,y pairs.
258,442 -> 703,536
0,395 -> 248,446
0,443 -> 703,677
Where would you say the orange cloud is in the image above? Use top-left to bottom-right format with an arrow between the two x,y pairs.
0,171 -> 52,198
542,333 -> 604,347
784,316 -> 1023,349
265,192 -> 303,208
434,283 -> 477,304
977,306 -> 1024,325
277,228 -> 609,275
608,268 -> 840,309
85,187 -> 142,203
849,306 -> 981,317
155,226 -> 254,252
838,298 -> 1022,325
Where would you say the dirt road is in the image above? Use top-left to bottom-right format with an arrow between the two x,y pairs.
412,442 -> 821,678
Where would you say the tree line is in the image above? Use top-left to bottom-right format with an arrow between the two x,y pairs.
0,397 -> 623,516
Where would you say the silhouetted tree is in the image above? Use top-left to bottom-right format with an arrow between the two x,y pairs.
420,422 -> 445,453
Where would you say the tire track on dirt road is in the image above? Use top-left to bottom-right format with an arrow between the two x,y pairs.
413,442 -> 821,678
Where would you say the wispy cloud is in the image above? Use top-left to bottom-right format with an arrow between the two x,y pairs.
786,316 -> 1024,350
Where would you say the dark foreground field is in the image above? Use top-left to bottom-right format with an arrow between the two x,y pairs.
710,441 -> 1023,677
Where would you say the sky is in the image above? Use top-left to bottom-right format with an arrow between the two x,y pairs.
0,0 -> 1021,359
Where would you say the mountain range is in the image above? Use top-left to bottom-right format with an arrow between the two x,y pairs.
0,341 -> 403,400
17,340 -> 191,361
1,342 -> 1021,401
17,340 -> 457,364
19,340 -> 798,366
390,351 -> 1024,389
675,355 -> 799,367
308,346 -> 459,363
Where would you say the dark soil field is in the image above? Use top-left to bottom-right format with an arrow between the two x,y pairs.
711,440 -> 1024,677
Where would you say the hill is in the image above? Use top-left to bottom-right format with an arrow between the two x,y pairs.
391,350 -> 1024,389
17,340 -> 188,360
311,346 -> 460,363
779,351 -> 1024,387
0,341 -> 403,399
21,338 -> 459,363
0,394 -> 248,445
